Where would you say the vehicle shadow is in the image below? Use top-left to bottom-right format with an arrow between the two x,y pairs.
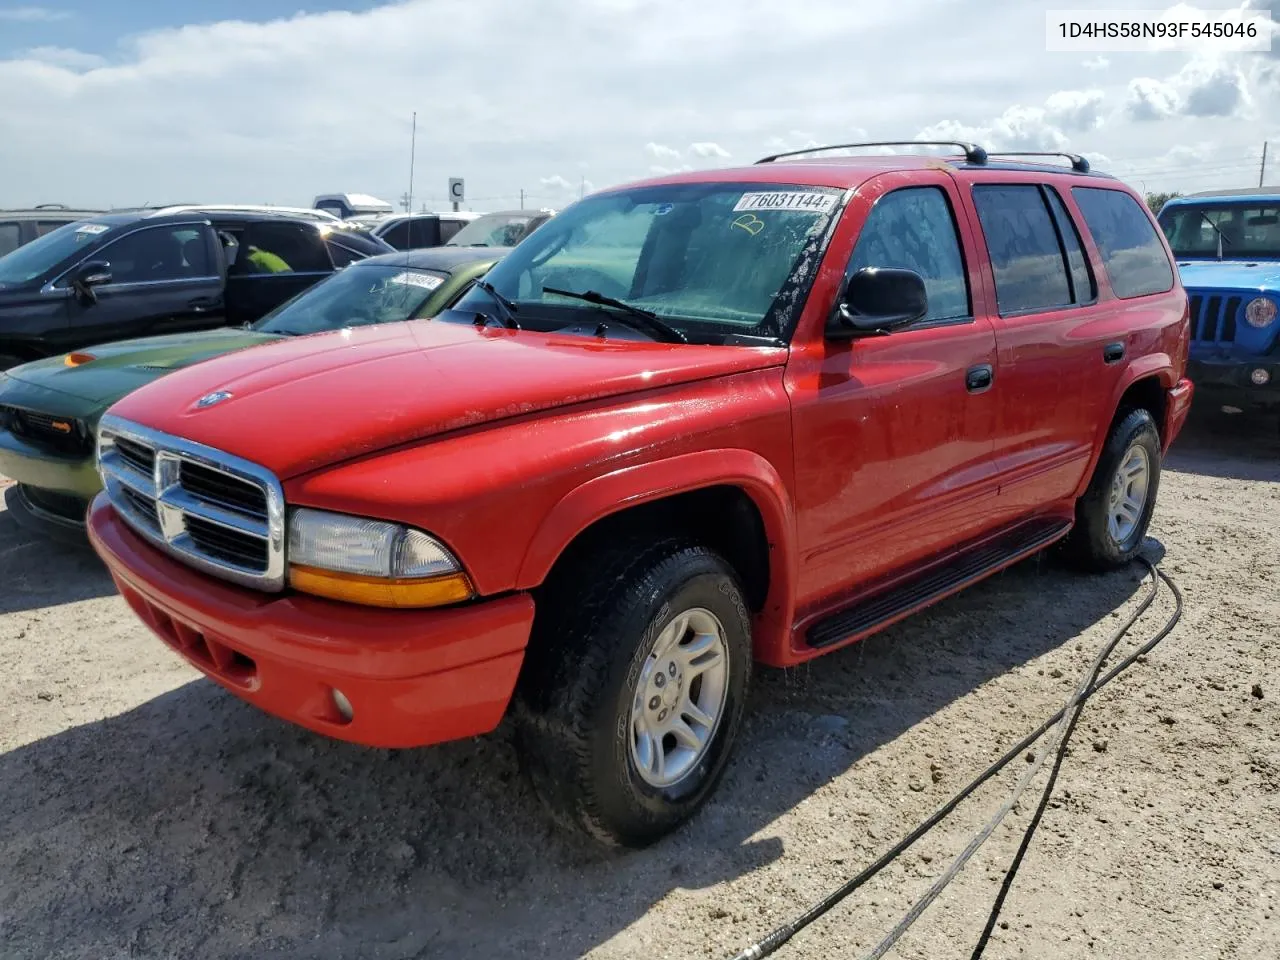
1166,404 -> 1280,482
0,544 -> 1160,960
0,484 -> 114,615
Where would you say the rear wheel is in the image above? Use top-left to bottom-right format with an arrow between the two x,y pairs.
513,539 -> 752,848
1066,407 -> 1162,571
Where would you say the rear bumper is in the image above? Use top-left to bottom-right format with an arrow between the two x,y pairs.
86,494 -> 535,749
1188,357 -> 1280,409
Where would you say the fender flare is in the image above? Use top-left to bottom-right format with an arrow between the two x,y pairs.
1073,354 -> 1175,498
515,449 -> 798,659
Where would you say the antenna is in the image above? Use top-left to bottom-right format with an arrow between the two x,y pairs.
407,112 -> 417,213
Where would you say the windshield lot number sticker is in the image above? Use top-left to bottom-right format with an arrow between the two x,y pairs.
387,271 -> 442,290
733,192 -> 836,214
75,223 -> 109,235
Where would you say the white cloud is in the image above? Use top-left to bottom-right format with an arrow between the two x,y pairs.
688,141 -> 730,159
1044,89 -> 1105,133
645,142 -> 681,161
1081,56 -> 1109,71
0,5 -> 69,21
17,46 -> 106,70
0,0 -> 1276,206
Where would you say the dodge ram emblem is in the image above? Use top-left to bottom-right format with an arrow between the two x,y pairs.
196,390 -> 233,408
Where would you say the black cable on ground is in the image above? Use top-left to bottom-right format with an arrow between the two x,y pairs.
727,557 -> 1181,960
968,562 -> 1183,958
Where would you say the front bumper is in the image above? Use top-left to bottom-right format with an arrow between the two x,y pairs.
0,427 -> 101,500
87,494 -> 534,749
1188,356 -> 1280,409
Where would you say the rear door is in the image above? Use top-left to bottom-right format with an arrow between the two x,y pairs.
62,222 -> 225,350
221,220 -> 334,325
964,179 -> 1105,518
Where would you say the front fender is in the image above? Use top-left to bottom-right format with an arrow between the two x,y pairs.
516,448 -> 798,665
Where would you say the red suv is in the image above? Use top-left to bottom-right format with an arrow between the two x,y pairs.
86,142 -> 1193,847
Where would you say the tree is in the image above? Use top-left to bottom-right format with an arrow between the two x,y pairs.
1145,191 -> 1182,214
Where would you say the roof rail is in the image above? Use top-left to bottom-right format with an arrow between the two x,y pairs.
34,203 -> 69,209
984,151 -> 1091,173
756,140 -> 989,164
144,204 -> 342,221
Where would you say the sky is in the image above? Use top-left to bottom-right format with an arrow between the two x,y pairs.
1,0 -> 1278,211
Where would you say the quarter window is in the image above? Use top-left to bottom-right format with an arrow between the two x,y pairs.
95,225 -> 212,284
846,186 -> 971,322
0,223 -> 19,258
1071,187 -> 1175,299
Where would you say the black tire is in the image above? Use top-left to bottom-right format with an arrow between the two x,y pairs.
1066,407 -> 1162,571
513,538 -> 752,848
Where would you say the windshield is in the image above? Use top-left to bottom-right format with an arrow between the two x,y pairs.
447,212 -> 543,247
1158,202 -> 1280,259
445,182 -> 841,342
253,262 -> 448,335
0,219 -> 111,286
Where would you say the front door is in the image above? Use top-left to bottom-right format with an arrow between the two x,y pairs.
789,173 -> 1001,614
64,222 -> 225,350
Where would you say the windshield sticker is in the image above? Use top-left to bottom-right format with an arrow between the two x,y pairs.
387,271 -> 442,290
733,192 -> 837,214
654,203 -> 674,216
74,223 -> 109,235
731,213 -> 766,237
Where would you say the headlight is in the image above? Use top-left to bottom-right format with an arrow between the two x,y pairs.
1244,297 -> 1277,329
287,507 -> 474,608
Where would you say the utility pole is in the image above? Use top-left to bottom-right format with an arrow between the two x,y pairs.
1261,141 -> 1269,188
407,111 -> 417,212
519,188 -> 525,210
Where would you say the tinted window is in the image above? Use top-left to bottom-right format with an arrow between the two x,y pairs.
1072,188 -> 1174,299
97,225 -> 212,284
438,218 -> 464,244
380,221 -> 411,250
973,185 -> 1072,314
35,221 -> 68,238
0,223 -> 19,258
228,222 -> 330,275
1044,188 -> 1094,303
326,241 -> 361,268
408,218 -> 441,248
846,186 -> 970,322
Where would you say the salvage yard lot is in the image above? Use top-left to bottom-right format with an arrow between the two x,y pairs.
1,411 -> 1277,960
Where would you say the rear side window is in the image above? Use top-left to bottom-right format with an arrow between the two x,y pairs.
380,221 -> 411,249
846,186 -> 971,322
437,218 -> 464,244
409,218 -> 442,248
35,221 -> 68,238
0,222 -> 19,258
972,185 -> 1074,314
228,222 -> 330,275
1044,188 -> 1095,303
1071,187 -> 1175,299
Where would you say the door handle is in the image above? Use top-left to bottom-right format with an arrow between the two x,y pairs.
1103,341 -> 1125,364
965,363 -> 994,393
187,296 -> 218,313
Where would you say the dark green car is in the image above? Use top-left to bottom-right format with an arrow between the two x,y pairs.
0,245 -> 506,537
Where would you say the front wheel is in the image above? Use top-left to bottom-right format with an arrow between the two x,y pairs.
1066,407 -> 1162,571
513,540 -> 752,848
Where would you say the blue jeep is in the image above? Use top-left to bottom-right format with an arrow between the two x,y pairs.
1157,189 -> 1280,414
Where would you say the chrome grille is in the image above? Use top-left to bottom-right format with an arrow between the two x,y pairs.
97,413 -> 286,591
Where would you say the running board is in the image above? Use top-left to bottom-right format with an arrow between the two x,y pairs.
805,517 -> 1072,649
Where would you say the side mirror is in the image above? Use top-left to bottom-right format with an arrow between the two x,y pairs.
72,261 -> 112,301
827,267 -> 928,339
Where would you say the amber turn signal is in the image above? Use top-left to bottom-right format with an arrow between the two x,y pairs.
288,564 -> 474,608
64,352 -> 96,367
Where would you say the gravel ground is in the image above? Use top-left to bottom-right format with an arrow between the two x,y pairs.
1,408 -> 1277,960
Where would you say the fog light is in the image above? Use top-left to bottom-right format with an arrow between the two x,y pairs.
1251,368 -> 1271,386
331,688 -> 354,722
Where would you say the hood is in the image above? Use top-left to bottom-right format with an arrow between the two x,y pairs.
107,319 -> 787,480
1176,259 -> 1280,292
5,328 -> 281,405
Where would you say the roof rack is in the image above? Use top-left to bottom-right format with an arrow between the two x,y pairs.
143,204 -> 342,221
756,140 -> 989,164
984,151 -> 1091,173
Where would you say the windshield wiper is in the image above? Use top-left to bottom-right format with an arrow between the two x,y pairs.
541,285 -> 687,343
1198,211 -> 1232,261
473,279 -> 520,329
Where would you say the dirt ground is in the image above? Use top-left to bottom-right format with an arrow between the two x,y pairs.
1,407 -> 1277,960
